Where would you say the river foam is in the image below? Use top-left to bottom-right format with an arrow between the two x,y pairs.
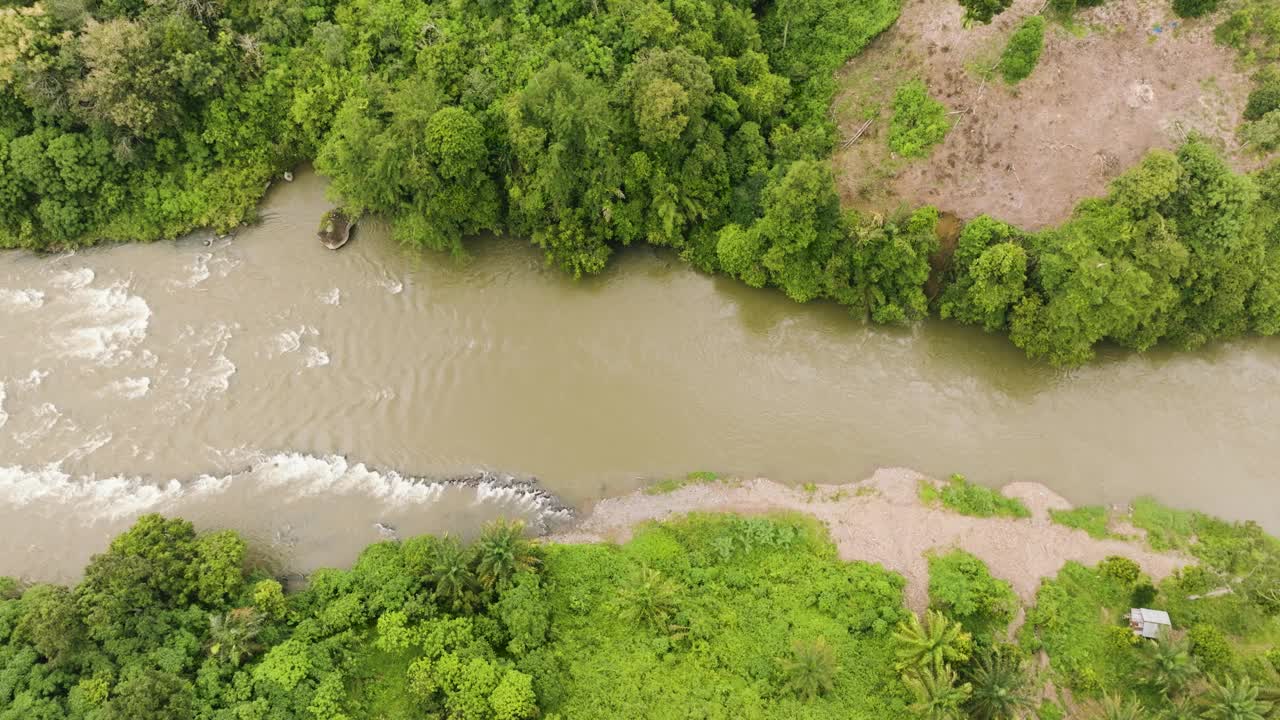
0,452 -> 574,529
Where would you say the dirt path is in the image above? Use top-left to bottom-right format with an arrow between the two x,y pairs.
833,0 -> 1258,229
549,468 -> 1188,611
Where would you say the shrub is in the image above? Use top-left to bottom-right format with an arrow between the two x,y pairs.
1188,624 -> 1233,674
959,0 -> 1014,25
1172,0 -> 1219,18
889,80 -> 951,158
1242,110 -> 1280,152
1099,556 -> 1141,585
1245,86 -> 1280,122
927,550 -> 1019,641
999,16 -> 1045,83
920,474 -> 1031,519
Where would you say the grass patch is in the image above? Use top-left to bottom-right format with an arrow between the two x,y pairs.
1049,506 -> 1113,539
644,470 -> 722,495
919,474 -> 1031,519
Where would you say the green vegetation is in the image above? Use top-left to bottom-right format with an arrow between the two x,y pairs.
919,474 -> 1032,519
1173,0 -> 1220,19
1216,0 -> 1280,154
1049,505 -> 1115,539
888,80 -> 951,158
643,470 -> 722,495
999,16 -> 1045,84
958,0 -> 1014,25
943,140 -> 1280,365
927,549 -> 1019,641
1,500 -> 1276,718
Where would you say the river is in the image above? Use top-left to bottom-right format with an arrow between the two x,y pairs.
1,169 -> 1277,582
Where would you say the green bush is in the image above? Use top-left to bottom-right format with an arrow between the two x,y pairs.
959,0 -> 1014,24
1244,86 -> 1280,122
1173,0 -> 1220,18
920,475 -> 1032,519
927,550 -> 1019,640
1099,556 -> 1141,585
1000,16 -> 1046,83
889,80 -> 952,158
1188,624 -> 1234,674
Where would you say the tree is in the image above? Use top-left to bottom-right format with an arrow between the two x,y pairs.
189,530 -> 246,607
717,159 -> 848,303
779,637 -> 839,700
964,650 -> 1033,720
505,62 -> 623,277
853,208 -> 940,323
894,609 -> 973,672
957,0 -> 1013,24
429,535 -> 479,613
616,567 -> 680,632
206,607 -> 262,666
99,668 -> 195,720
14,584 -> 85,664
1200,676 -> 1274,720
905,663 -> 971,719
1139,630 -> 1198,697
472,520 -> 540,593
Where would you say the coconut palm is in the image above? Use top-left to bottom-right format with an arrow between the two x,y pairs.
779,637 -> 840,701
1200,675 -> 1275,720
472,519 -> 540,591
905,663 -> 971,720
1140,630 -> 1199,697
617,567 -> 680,631
894,609 -> 972,672
1087,693 -> 1148,720
964,650 -> 1034,720
207,607 -> 262,666
429,535 -> 478,613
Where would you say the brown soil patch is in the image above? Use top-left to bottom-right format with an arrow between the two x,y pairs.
832,0 -> 1256,229
549,468 -> 1188,612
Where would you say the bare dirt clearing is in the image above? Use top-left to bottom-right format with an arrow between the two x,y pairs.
833,0 -> 1256,229
549,468 -> 1188,613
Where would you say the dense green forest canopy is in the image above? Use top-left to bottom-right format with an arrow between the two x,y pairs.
0,507 -> 1277,718
2,0 -> 1280,364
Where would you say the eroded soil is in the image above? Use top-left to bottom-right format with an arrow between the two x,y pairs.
833,0 -> 1258,229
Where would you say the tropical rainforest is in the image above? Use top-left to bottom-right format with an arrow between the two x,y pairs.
0,505 -> 1277,719
0,0 -> 1278,360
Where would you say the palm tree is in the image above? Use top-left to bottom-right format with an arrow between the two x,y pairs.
905,663 -> 971,720
207,607 -> 262,666
1140,630 -> 1199,697
429,535 -> 478,613
1200,676 -> 1275,720
472,519 -> 540,591
617,567 -> 680,631
1156,696 -> 1199,720
894,609 -> 972,672
1086,693 -> 1148,720
964,650 -> 1034,720
779,637 -> 840,701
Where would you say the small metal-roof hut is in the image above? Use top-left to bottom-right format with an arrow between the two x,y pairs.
1128,608 -> 1172,639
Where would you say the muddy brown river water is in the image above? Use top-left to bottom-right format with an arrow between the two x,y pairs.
1,170 -> 1277,581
